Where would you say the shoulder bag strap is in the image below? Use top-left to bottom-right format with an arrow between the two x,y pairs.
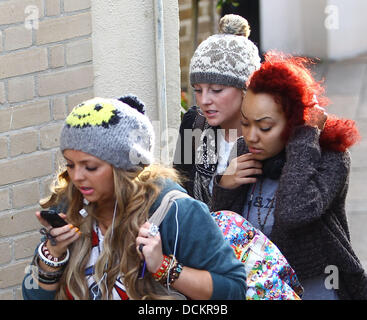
148,190 -> 190,227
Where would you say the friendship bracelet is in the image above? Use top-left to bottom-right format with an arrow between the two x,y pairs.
163,255 -> 183,286
162,255 -> 176,284
152,255 -> 171,281
37,242 -> 70,268
151,254 -> 183,286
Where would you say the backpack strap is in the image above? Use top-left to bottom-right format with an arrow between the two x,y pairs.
148,190 -> 190,227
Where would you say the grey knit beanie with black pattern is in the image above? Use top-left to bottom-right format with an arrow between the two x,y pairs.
190,14 -> 261,89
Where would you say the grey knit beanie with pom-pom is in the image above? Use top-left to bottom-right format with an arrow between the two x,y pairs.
189,14 -> 261,89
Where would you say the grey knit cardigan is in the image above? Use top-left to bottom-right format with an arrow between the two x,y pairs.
211,125 -> 367,300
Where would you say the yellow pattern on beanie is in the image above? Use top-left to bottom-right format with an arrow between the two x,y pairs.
65,98 -> 119,128
60,95 -> 155,170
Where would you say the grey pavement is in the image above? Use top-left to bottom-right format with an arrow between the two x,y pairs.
313,54 -> 367,270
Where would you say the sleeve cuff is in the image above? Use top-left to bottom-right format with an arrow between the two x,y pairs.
210,271 -> 246,300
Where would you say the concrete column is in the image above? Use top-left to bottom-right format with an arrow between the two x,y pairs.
91,0 -> 181,164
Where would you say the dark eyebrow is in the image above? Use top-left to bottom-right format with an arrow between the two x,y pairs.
240,110 -> 274,122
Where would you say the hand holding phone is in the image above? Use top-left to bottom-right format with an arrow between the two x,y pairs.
37,210 -> 81,260
40,210 -> 68,228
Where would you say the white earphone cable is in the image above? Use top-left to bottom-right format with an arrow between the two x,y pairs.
166,200 -> 179,290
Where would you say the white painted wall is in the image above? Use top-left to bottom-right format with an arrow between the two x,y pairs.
91,0 -> 181,164
260,0 -> 367,60
327,0 -> 367,60
260,0 -> 304,55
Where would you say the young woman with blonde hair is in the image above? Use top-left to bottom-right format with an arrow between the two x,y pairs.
173,14 -> 261,208
22,95 -> 246,300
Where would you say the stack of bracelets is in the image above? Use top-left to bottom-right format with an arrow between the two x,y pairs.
30,241 -> 70,284
151,254 -> 183,286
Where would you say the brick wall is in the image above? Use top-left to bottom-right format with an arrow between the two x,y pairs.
179,0 -> 219,92
0,0 -> 94,299
0,0 -> 216,300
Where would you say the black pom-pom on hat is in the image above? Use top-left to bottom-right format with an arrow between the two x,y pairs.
118,94 -> 146,115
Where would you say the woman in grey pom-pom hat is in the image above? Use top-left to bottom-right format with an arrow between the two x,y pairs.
173,14 -> 261,209
22,95 -> 247,300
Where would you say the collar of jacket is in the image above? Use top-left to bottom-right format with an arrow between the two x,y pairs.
229,139 -> 286,180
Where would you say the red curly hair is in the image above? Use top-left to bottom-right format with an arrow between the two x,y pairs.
247,51 -> 360,152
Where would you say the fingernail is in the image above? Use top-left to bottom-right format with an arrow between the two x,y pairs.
74,227 -> 79,233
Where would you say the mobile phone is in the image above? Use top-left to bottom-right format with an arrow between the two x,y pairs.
40,210 -> 68,228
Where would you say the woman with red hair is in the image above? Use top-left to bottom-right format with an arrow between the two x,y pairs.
211,51 -> 367,300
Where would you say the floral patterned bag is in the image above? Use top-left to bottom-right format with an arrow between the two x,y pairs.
211,210 -> 304,300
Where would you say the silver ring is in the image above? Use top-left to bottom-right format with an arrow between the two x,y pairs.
148,224 -> 159,237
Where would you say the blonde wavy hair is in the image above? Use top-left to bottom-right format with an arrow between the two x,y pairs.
40,164 -> 181,300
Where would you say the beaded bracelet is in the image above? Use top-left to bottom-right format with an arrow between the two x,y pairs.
163,256 -> 183,286
33,268 -> 61,285
37,242 -> 70,268
30,255 -> 64,284
166,260 -> 183,286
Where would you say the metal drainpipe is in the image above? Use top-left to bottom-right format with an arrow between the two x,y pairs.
154,0 -> 169,165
